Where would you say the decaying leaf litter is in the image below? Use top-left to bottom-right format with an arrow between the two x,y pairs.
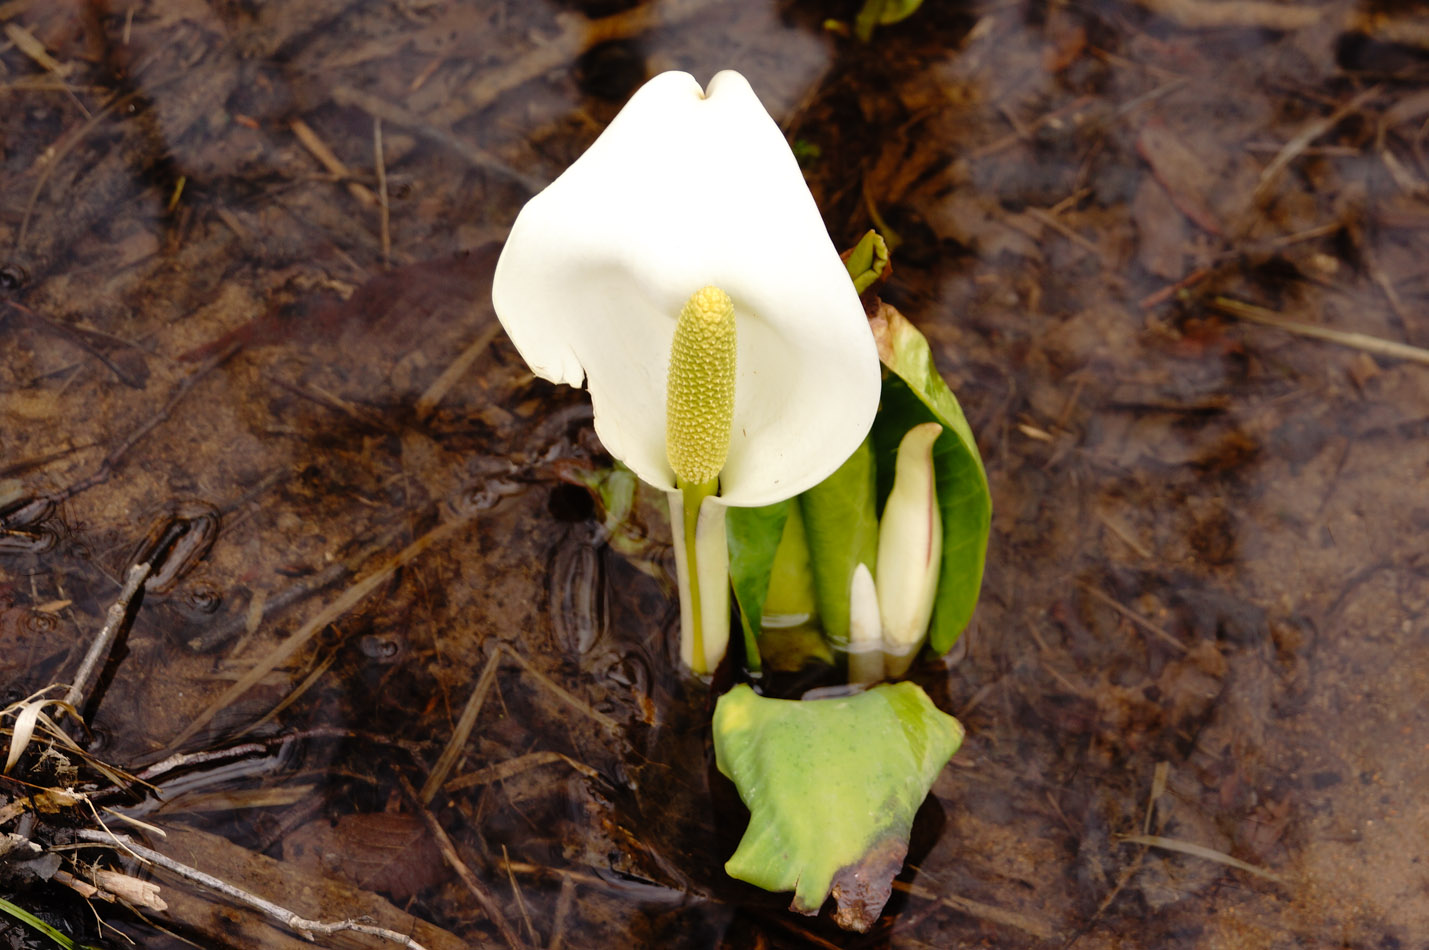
2,0 -> 1428,946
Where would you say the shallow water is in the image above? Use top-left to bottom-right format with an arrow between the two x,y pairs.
2,0 -> 1428,947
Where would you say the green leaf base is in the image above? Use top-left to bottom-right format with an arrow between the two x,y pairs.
712,682 -> 963,931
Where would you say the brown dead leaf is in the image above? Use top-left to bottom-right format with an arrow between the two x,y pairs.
1137,119 -> 1225,236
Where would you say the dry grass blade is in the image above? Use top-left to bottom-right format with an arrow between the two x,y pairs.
444,750 -> 599,794
415,321 -> 503,419
3,688 -> 82,773
500,645 -> 622,733
548,872 -> 575,950
290,117 -> 377,207
421,647 -> 502,803
1119,834 -> 1285,882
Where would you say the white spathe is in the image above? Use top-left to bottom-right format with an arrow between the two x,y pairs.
491,70 -> 880,508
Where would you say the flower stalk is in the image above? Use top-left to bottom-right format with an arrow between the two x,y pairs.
666,286 -> 738,674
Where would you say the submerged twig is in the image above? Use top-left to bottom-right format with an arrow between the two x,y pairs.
400,777 -> 520,950
1131,0 -> 1326,31
1249,86 -> 1380,210
374,117 -> 391,267
1212,296 -> 1429,366
15,93 -> 133,253
75,830 -> 430,948
61,562 -> 152,720
548,872 -> 575,950
290,117 -> 377,207
415,321 -> 503,419
501,844 -> 538,947
60,343 -> 239,501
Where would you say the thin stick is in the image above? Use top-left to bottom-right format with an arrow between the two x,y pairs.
1097,513 -> 1154,559
1080,584 -> 1189,653
61,343 -> 238,500
1251,86 -> 1379,207
330,84 -> 547,194
420,648 -> 502,803
1026,207 -> 1104,263
1212,296 -> 1429,366
400,777 -> 520,950
374,117 -> 391,268
290,117 -> 377,207
62,562 -> 152,717
75,830 -> 430,948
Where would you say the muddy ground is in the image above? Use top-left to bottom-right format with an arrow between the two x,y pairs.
2,0 -> 1428,947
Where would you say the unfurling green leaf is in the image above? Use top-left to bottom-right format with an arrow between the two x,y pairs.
841,229 -> 891,295
713,682 -> 963,931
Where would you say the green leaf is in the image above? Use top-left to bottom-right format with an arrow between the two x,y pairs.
870,305 -> 991,654
713,682 -> 963,931
798,438 -> 879,649
726,501 -> 791,672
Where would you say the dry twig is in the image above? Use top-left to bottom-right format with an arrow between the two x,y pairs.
61,562 -> 152,720
75,829 -> 432,948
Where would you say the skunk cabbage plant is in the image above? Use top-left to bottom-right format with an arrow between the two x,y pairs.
492,70 -> 880,672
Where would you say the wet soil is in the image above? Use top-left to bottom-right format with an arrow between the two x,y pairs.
3,0 -> 1428,948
